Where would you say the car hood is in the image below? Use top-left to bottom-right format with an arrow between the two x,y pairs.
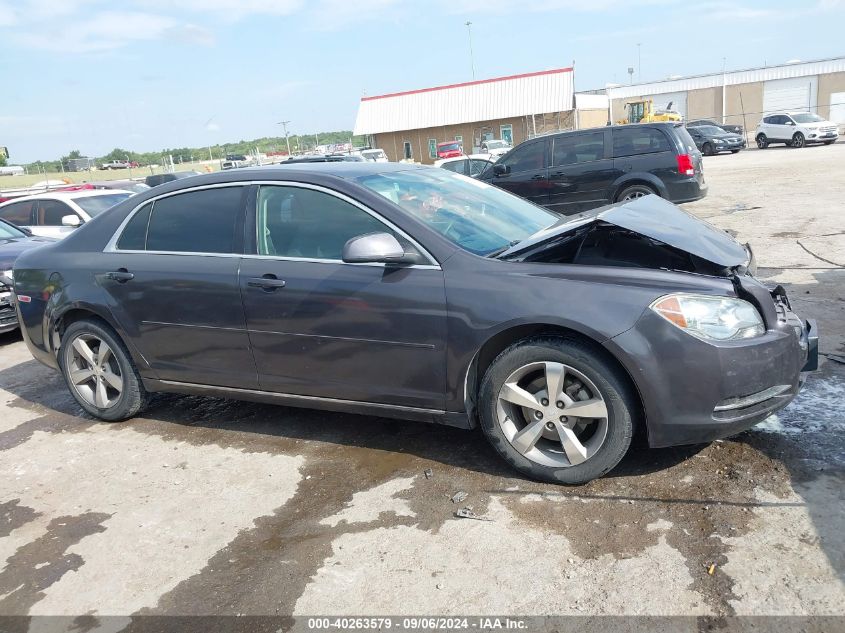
0,236 -> 55,271
502,196 -> 750,269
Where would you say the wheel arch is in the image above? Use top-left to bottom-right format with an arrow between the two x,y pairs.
49,303 -> 152,374
463,323 -> 646,440
611,175 -> 666,201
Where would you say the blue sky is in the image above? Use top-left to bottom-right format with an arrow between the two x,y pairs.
1,0 -> 843,162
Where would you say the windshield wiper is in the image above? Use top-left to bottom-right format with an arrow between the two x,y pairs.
485,239 -> 523,259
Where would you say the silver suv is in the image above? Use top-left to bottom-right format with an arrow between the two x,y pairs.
755,112 -> 839,148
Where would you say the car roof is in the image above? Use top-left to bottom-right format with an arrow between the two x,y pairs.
437,154 -> 492,164
0,189 -> 133,204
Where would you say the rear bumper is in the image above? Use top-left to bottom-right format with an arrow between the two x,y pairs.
604,306 -> 816,448
667,177 -> 708,204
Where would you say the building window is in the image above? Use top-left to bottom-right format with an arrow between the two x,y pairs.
454,135 -> 463,144
428,138 -> 437,159
500,124 -> 513,145
403,141 -> 412,160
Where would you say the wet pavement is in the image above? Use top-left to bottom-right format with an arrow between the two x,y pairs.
0,146 -> 843,622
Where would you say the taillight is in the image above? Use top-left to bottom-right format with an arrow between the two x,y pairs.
676,154 -> 695,175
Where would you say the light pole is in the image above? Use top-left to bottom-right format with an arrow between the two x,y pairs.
465,21 -> 476,80
637,43 -> 642,81
277,120 -> 292,156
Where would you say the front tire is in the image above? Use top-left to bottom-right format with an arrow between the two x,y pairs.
59,318 -> 147,421
790,132 -> 805,148
478,337 -> 636,484
615,184 -> 657,202
730,149 -> 740,154
702,142 -> 715,156
756,134 -> 769,149
823,140 -> 835,145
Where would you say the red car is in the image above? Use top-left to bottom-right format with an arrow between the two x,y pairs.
436,140 -> 463,159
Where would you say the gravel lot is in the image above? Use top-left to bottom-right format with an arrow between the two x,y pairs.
0,145 -> 843,627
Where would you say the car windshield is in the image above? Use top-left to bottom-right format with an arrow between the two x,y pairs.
485,140 -> 509,149
71,193 -> 131,216
0,220 -> 26,239
438,143 -> 460,152
791,113 -> 824,123
698,125 -> 726,135
355,168 -> 558,256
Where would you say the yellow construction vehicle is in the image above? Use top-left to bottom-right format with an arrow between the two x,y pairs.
617,99 -> 683,125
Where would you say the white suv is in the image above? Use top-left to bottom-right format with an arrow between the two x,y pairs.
755,112 -> 839,149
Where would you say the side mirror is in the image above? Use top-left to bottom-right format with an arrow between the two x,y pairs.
343,232 -> 409,264
61,215 -> 81,227
787,121 -> 796,126
493,163 -> 510,177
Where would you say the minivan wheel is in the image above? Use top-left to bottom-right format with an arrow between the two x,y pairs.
615,184 -> 656,202
756,134 -> 769,149
478,337 -> 635,484
702,142 -> 715,156
59,319 -> 148,421
790,132 -> 805,148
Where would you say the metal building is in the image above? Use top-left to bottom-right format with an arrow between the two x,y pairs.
606,56 -> 845,132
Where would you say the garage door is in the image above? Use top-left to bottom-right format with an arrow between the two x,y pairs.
645,91 -> 687,119
829,91 -> 845,125
763,76 -> 818,115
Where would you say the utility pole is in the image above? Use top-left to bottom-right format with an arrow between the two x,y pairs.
465,21 -> 476,80
637,43 -> 642,81
278,120 -> 292,156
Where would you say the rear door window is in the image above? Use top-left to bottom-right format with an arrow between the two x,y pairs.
0,200 -> 34,225
552,131 -> 606,166
613,127 -> 672,157
36,200 -> 78,226
140,187 -> 244,253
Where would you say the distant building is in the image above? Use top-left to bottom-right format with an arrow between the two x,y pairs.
0,165 -> 24,176
605,56 -> 845,130
66,157 -> 97,172
353,67 -> 609,164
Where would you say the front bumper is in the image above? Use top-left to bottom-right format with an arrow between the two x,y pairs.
807,131 -> 838,142
0,288 -> 18,333
604,297 -> 817,448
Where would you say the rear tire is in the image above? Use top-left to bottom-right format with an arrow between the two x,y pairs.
702,143 -> 715,156
59,318 -> 147,421
790,132 -> 805,148
615,184 -> 657,202
478,336 -> 636,484
756,134 -> 769,149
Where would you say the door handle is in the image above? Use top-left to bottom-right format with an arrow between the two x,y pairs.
104,270 -> 134,283
248,275 -> 286,291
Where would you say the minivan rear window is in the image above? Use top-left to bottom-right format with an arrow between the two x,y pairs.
613,128 -> 672,158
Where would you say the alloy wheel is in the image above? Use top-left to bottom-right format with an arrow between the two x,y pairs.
66,334 -> 124,409
756,135 -> 768,149
792,133 -> 805,148
496,361 -> 608,468
622,189 -> 649,201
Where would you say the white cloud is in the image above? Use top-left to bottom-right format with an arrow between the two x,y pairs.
165,23 -> 216,46
206,122 -> 220,132
442,0 -> 676,14
139,0 -> 303,18
14,11 -> 177,52
307,0 -> 403,30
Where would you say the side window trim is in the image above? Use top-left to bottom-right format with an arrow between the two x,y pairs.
249,182 -> 440,267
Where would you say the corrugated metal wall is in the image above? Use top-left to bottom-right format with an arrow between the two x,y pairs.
354,69 -> 574,135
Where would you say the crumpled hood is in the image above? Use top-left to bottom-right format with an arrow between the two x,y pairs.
504,195 -> 750,268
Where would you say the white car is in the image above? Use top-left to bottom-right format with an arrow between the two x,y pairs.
434,154 -> 497,177
479,139 -> 512,157
360,149 -> 389,162
755,112 -> 839,149
0,190 -> 133,239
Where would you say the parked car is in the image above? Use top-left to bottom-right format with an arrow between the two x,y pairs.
12,163 -> 817,484
144,171 -> 202,188
755,112 -> 839,148
100,160 -> 131,170
0,190 -> 132,239
436,140 -> 463,159
686,125 -> 746,155
478,122 -> 706,214
89,180 -> 151,194
686,119 -> 744,136
0,219 -> 55,334
480,139 -> 512,157
360,149 -> 389,162
280,155 -> 347,164
435,154 -> 496,177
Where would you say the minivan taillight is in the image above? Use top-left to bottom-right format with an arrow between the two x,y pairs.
677,154 -> 695,176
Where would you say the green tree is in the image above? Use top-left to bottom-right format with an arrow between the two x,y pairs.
0,154 -> 6,168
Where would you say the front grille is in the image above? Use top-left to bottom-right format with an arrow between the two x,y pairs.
820,126 -> 837,134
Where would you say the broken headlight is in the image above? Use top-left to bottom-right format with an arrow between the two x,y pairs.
650,294 -> 765,341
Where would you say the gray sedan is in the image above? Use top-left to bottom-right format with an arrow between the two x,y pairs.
12,163 -> 817,483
